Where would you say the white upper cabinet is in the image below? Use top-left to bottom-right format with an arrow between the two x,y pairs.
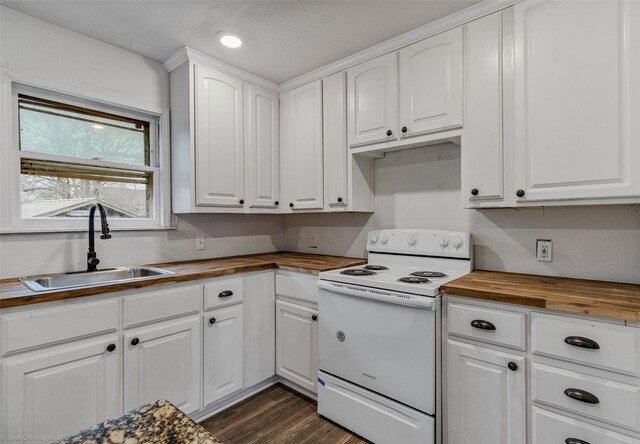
281,80 -> 324,211
511,0 -> 640,203
195,65 -> 245,207
399,27 -> 463,138
169,56 -> 279,214
461,11 -> 505,207
347,52 -> 398,148
245,84 -> 280,209
323,71 -> 348,209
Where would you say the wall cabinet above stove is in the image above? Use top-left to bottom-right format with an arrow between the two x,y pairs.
347,27 -> 463,155
463,2 -> 640,209
169,56 -> 280,214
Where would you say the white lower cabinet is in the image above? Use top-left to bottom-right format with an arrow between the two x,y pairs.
276,299 -> 319,393
446,339 -> 526,444
124,315 -> 201,414
445,296 -> 640,444
204,304 -> 244,406
2,336 -> 121,443
244,272 -> 276,388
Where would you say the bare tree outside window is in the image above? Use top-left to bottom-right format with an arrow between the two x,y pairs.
18,94 -> 155,219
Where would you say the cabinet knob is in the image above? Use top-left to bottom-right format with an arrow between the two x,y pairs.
564,336 -> 600,350
401,126 -> 407,133
312,315 -> 318,321
386,129 -> 393,136
289,202 -> 294,208
239,199 -> 244,205
130,338 -> 140,346
337,197 -> 343,203
274,201 -> 279,206
209,317 -> 216,325
565,439 -> 591,444
106,343 -> 116,352
471,188 -> 479,196
564,388 -> 599,404
507,362 -> 518,371
516,189 -> 525,198
470,319 -> 496,331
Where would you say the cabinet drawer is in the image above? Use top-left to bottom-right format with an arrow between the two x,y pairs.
123,285 -> 202,328
1,299 -> 119,356
532,363 -> 640,432
533,407 -> 638,444
204,278 -> 243,310
532,312 -> 640,376
448,302 -> 526,350
276,272 -> 318,304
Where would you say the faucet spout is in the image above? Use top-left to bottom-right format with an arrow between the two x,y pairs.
87,203 -> 111,272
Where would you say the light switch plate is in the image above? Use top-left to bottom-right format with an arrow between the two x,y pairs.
536,239 -> 552,262
195,236 -> 205,250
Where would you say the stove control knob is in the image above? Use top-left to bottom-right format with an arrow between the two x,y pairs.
381,234 -> 389,245
370,233 -> 379,245
439,237 -> 449,249
452,237 -> 463,250
407,234 -> 417,246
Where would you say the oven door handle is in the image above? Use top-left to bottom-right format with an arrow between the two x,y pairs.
317,280 -> 438,310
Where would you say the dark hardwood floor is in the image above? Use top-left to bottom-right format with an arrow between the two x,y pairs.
200,383 -> 369,444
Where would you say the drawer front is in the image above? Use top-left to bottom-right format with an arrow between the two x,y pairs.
276,273 -> 318,304
532,363 -> 640,432
204,278 -> 243,310
1,299 -> 119,355
532,312 -> 640,376
448,302 -> 526,350
533,406 -> 638,444
124,285 -> 202,328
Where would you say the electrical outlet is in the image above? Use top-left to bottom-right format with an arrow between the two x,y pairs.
307,234 -> 318,248
195,236 -> 205,251
536,239 -> 552,262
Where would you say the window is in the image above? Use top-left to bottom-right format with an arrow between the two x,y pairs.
7,85 -> 167,230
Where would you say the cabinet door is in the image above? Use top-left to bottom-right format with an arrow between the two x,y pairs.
446,339 -> 525,444
276,300 -> 318,393
512,0 -> 640,202
3,337 -> 121,443
399,28 -> 463,137
204,304 -> 244,406
347,52 -> 398,147
461,11 -> 504,205
124,316 -> 201,414
195,64 -> 245,207
281,80 -> 324,210
323,71 -> 348,209
244,273 -> 276,388
245,84 -> 279,209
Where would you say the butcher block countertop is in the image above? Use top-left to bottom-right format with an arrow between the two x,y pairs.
441,270 -> 640,322
0,252 -> 366,309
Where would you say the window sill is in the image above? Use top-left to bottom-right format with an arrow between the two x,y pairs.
0,225 -> 177,235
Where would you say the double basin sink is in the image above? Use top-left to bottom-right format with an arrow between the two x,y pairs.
20,266 -> 176,292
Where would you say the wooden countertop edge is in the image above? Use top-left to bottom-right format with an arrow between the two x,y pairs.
0,252 -> 367,309
441,271 -> 640,322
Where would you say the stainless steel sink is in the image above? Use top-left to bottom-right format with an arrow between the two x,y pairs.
20,266 -> 176,292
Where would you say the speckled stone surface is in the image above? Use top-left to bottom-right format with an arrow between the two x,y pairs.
55,400 -> 222,444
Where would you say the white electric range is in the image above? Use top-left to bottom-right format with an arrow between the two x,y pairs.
316,229 -> 472,444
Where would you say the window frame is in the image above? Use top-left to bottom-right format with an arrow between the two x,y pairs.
1,80 -> 172,232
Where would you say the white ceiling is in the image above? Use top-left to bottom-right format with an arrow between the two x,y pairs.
1,1 -> 478,84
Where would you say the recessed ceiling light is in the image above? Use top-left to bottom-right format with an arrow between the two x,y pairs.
91,124 -> 105,130
217,31 -> 243,49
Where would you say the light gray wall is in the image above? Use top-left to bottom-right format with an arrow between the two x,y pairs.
0,7 -> 284,278
283,144 -> 640,284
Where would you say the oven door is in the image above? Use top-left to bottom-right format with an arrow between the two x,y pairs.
318,280 -> 438,415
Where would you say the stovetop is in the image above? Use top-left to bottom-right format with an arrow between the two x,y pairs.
320,264 -> 469,297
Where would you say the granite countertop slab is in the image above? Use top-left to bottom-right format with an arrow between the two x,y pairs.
55,400 -> 221,444
0,251 -> 367,308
